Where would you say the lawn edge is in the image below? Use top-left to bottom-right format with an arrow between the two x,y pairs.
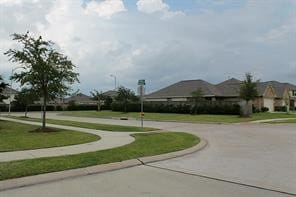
0,138 -> 207,191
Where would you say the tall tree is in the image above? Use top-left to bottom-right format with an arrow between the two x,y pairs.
90,90 -> 106,111
115,86 -> 138,112
191,88 -> 204,114
13,88 -> 38,117
239,73 -> 258,116
0,75 -> 8,102
5,32 -> 79,129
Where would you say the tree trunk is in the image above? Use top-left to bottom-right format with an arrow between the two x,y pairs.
124,102 -> 127,113
25,105 -> 28,118
240,100 -> 253,117
97,99 -> 101,111
42,94 -> 47,129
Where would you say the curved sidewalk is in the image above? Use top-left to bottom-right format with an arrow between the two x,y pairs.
0,117 -> 135,162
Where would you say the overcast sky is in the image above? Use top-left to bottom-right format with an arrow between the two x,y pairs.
0,0 -> 296,95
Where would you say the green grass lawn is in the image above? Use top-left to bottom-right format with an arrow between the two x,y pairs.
5,116 -> 157,132
61,110 -> 296,123
0,120 -> 100,152
0,132 -> 199,180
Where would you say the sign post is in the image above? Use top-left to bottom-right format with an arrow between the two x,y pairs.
138,79 -> 145,128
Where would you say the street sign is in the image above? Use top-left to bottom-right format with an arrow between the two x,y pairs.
138,79 -> 145,86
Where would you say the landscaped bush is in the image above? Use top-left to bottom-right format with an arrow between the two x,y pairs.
28,105 -> 56,111
275,106 -> 287,112
261,107 -> 269,112
67,104 -> 97,111
111,102 -> 240,115
191,103 -> 240,115
0,105 -> 7,112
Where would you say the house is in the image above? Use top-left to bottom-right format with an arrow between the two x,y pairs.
64,93 -> 97,106
0,87 -> 18,105
145,78 -> 296,112
102,90 -> 118,98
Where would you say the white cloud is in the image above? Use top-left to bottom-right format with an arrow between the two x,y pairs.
255,23 -> 296,44
136,0 -> 184,19
1,0 -> 296,93
0,0 -> 22,6
137,0 -> 168,13
0,0 -> 39,6
84,0 -> 126,19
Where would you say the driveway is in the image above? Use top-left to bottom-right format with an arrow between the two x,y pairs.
2,112 -> 296,196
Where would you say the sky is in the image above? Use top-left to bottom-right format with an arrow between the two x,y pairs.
0,0 -> 296,95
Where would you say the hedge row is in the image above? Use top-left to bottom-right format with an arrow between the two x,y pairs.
0,104 -> 109,112
274,106 -> 287,112
111,102 -> 241,115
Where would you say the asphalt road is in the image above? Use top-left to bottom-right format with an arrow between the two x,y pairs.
1,112 -> 295,196
1,166 -> 293,197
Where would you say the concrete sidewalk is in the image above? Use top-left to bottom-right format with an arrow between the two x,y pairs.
0,117 -> 135,162
250,118 -> 296,123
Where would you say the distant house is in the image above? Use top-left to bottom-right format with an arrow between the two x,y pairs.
0,87 -> 18,106
102,90 -> 118,98
145,78 -> 296,112
64,93 -> 97,106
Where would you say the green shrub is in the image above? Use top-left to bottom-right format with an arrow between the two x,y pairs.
111,102 -> 240,115
261,107 -> 269,112
275,106 -> 287,112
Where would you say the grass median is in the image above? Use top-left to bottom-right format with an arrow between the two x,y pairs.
61,110 -> 296,123
0,120 -> 100,152
5,116 -> 157,132
0,132 -> 199,181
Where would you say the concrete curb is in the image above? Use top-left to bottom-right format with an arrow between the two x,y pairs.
0,139 -> 207,192
250,118 -> 296,123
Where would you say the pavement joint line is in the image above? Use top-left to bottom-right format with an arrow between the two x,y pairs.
0,139 -> 207,192
144,164 -> 296,197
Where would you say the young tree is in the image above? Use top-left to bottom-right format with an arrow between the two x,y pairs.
13,88 -> 38,117
90,90 -> 106,111
4,32 -> 79,129
239,73 -> 258,117
0,75 -> 8,102
191,88 -> 204,114
115,86 -> 138,113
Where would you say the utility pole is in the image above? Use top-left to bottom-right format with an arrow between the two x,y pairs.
138,79 -> 145,128
110,74 -> 117,90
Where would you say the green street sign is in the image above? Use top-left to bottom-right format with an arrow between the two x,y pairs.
138,79 -> 145,85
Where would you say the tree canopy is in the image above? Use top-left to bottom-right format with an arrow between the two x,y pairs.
239,73 -> 258,102
115,86 -> 138,112
90,90 -> 106,111
191,88 -> 203,102
239,73 -> 258,116
0,75 -> 8,102
13,88 -> 39,117
4,32 -> 79,129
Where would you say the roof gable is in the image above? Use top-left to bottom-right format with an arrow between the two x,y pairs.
146,79 -> 221,98
146,78 -> 296,99
216,78 -> 241,97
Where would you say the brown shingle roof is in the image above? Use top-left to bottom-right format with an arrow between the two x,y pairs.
64,93 -> 92,103
146,79 -> 221,98
259,81 -> 296,97
146,78 -> 296,99
216,78 -> 241,97
103,90 -> 118,98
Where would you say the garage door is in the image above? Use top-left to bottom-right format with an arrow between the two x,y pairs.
263,98 -> 274,112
